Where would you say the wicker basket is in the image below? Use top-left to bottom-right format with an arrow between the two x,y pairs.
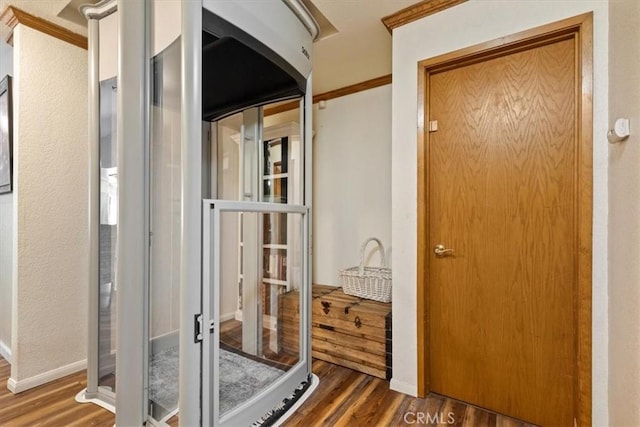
339,237 -> 392,303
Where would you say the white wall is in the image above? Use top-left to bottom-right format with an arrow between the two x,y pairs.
10,25 -> 88,387
0,39 -> 14,362
98,11 -> 117,81
391,1 -> 609,425
313,85 -> 392,285
98,0 -> 181,81
608,0 -> 640,424
217,123 -> 241,320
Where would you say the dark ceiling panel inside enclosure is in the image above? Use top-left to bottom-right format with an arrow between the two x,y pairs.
202,9 -> 306,122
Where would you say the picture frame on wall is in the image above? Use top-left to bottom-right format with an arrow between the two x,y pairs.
0,74 -> 13,194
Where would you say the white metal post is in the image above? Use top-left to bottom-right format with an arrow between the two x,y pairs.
180,1 -> 203,425
212,206 -> 221,426
116,0 -> 150,424
80,0 -> 117,405
201,202 -> 213,426
85,13 -> 100,397
303,76 -> 313,373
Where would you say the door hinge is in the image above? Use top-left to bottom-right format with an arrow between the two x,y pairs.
429,120 -> 438,132
194,314 -> 215,343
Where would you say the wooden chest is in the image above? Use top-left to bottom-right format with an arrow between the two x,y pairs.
279,284 -> 392,380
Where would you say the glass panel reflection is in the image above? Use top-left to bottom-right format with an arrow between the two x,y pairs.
98,77 -> 117,392
219,211 -> 303,416
148,36 -> 182,422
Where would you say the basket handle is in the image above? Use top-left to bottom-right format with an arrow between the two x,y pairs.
359,237 -> 386,275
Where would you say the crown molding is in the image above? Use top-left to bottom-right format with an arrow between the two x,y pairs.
381,0 -> 467,33
0,6 -> 87,50
265,74 -> 392,116
314,74 -> 392,103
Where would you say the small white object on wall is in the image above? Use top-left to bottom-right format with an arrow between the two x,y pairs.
607,118 -> 631,143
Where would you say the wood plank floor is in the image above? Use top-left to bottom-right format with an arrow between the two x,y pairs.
0,356 -> 534,426
0,357 -> 114,426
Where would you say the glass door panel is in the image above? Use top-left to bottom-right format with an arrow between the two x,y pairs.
98,77 -> 118,393
148,35 -> 182,423
205,203 -> 307,425
205,81 -> 308,425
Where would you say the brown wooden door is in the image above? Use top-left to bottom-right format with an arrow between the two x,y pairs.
427,37 -> 577,426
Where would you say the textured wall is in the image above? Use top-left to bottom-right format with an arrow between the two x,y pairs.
391,1 -> 610,424
11,25 -> 88,381
608,0 -> 640,423
312,85 -> 392,285
0,39 -> 14,361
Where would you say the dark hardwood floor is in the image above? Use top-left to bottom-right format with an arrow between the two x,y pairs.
282,360 -> 535,426
220,319 -> 299,367
0,357 -> 114,426
0,356 -> 534,426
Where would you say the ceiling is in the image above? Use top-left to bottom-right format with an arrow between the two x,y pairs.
310,0 -> 417,93
0,0 -> 420,95
0,0 -> 90,39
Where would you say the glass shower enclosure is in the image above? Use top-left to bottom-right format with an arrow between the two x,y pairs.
80,1 -> 317,426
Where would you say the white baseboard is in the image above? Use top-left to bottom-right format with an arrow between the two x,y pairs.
390,377 -> 418,397
0,340 -> 11,363
227,312 -> 278,331
7,359 -> 87,394
150,330 -> 179,354
220,312 -> 236,322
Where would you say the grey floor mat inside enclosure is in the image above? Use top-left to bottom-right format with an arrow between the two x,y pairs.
149,346 -> 284,417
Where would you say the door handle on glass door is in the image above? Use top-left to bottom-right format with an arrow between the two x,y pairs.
434,244 -> 454,257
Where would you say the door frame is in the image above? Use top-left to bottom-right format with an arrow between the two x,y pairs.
202,200 -> 311,426
416,13 -> 593,425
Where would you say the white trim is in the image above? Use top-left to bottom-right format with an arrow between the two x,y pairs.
145,407 -> 178,427
0,340 -> 11,363
7,359 -> 87,394
282,0 -> 319,40
150,330 -> 179,355
220,312 -> 236,322
158,407 -> 179,425
223,312 -> 276,329
204,200 -> 307,215
390,377 -> 417,397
